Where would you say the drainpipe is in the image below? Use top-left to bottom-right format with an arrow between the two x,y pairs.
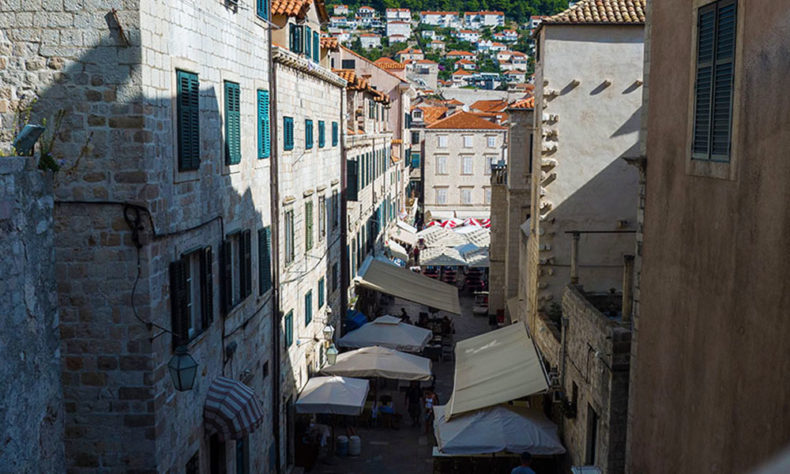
622,254 -> 635,323
570,231 -> 580,286
268,29 -> 282,474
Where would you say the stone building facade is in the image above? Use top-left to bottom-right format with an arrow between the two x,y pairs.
0,157 -> 64,473
270,1 -> 346,466
1,0 -> 275,471
628,0 -> 790,471
422,111 -> 507,220
488,104 -> 533,320
527,4 -> 644,328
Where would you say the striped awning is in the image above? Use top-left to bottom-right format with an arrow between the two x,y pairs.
204,376 -> 264,441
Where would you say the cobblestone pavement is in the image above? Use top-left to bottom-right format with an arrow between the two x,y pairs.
310,294 -> 491,474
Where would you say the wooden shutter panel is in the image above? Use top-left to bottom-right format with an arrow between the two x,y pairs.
257,0 -> 268,19
346,159 -> 358,201
332,121 -> 338,146
224,82 -> 241,165
177,71 -> 200,171
692,6 -> 715,159
220,239 -> 233,315
258,227 -> 272,295
201,246 -> 214,327
305,27 -> 312,57
242,229 -> 252,298
313,31 -> 319,62
710,1 -> 737,160
169,259 -> 189,347
258,90 -> 270,159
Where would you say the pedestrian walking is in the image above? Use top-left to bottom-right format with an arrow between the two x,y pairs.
511,452 -> 536,474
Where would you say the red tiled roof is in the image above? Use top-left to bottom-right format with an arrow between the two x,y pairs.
452,69 -> 472,76
320,36 -> 339,51
510,96 -> 535,109
427,111 -> 507,130
455,59 -> 475,65
416,59 -> 438,64
471,99 -> 509,113
272,0 -> 329,22
446,50 -> 474,56
542,0 -> 645,25
418,106 -> 449,124
421,11 -> 458,15
374,57 -> 405,70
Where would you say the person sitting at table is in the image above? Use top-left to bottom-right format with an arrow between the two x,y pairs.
441,316 -> 453,335
400,308 -> 411,324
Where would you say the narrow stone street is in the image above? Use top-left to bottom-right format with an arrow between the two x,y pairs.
311,294 -> 491,474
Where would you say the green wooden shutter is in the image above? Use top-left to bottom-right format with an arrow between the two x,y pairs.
200,246 -> 213,327
220,239 -> 233,315
285,311 -> 293,347
169,259 -> 189,347
305,119 -> 313,149
257,0 -> 268,19
347,159 -> 358,201
289,24 -> 295,51
176,70 -> 200,171
258,90 -> 270,159
332,121 -> 338,146
258,227 -> 272,295
305,290 -> 312,325
318,278 -> 324,308
305,201 -> 313,251
318,121 -> 325,148
305,26 -> 312,57
710,1 -> 737,161
224,81 -> 241,165
313,31 -> 319,62
241,229 -> 252,298
284,117 -> 294,150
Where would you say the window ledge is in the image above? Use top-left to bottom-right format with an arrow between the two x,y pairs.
686,157 -> 735,180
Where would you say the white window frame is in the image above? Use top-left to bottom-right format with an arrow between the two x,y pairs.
487,136 -> 496,148
484,187 -> 491,205
435,188 -> 447,204
185,251 -> 204,339
460,188 -> 473,205
462,155 -> 473,175
436,155 -> 448,175
463,135 -> 473,148
438,135 -> 448,148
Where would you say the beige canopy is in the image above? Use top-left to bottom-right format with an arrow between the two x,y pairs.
336,315 -> 433,353
446,322 -> 548,419
321,346 -> 432,381
355,257 -> 461,314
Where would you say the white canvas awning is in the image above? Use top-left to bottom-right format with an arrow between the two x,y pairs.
425,209 -> 456,221
433,404 -> 565,456
295,376 -> 369,416
420,247 -> 467,267
321,345 -> 432,381
355,257 -> 462,314
337,315 -> 433,353
386,240 -> 409,261
390,223 -> 418,247
446,322 -> 548,419
397,220 -> 418,234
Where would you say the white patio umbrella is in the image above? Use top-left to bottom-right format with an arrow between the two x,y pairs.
433,404 -> 566,456
336,315 -> 432,353
294,376 -> 369,416
321,346 -> 432,381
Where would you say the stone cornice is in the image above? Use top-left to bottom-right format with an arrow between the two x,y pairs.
273,46 -> 347,88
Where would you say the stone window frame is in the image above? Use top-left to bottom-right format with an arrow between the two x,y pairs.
459,187 -> 473,205
684,0 -> 745,181
435,154 -> 448,175
461,155 -> 474,175
435,186 -> 448,205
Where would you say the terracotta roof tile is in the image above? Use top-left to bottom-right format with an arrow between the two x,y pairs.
542,0 -> 646,25
320,36 -> 339,51
443,99 -> 464,106
374,57 -> 405,70
452,69 -> 472,76
446,50 -> 474,57
271,0 -> 310,17
427,111 -> 507,130
419,106 -> 449,124
471,99 -> 509,113
510,96 -> 535,109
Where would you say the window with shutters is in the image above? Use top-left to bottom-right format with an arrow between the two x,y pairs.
284,209 -> 295,265
341,59 -> 355,69
224,81 -> 241,165
289,23 -> 303,54
257,90 -> 270,159
332,121 -> 338,146
331,190 -> 339,229
304,290 -> 313,325
305,200 -> 314,251
284,310 -> 293,347
460,187 -> 473,204
691,0 -> 737,163
411,152 -> 420,168
485,156 -> 495,175
169,247 -> 213,348
318,195 -> 326,241
462,155 -> 473,175
436,155 -> 447,175
258,227 -> 272,295
411,131 -> 420,144
318,278 -> 325,308
283,116 -> 294,150
305,119 -> 313,149
221,230 -> 251,315
176,70 -> 200,171
313,31 -> 319,62
347,158 -> 359,201
256,0 -> 268,20
318,121 -> 325,148
305,26 -> 312,57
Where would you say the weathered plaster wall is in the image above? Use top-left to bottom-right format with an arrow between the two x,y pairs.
529,25 -> 643,324
0,157 -> 64,473
629,1 -> 790,472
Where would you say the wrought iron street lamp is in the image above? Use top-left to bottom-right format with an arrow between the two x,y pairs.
168,346 -> 198,391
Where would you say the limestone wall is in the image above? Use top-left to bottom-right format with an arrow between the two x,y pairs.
0,157 -> 64,472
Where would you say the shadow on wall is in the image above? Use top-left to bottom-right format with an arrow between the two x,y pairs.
0,26 -> 294,472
